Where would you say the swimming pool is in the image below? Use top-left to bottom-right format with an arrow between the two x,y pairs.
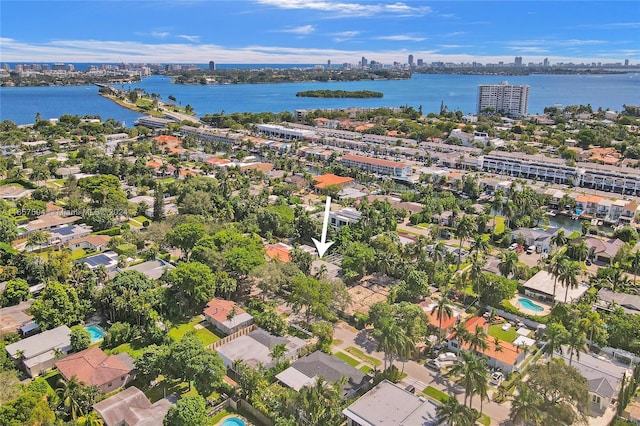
518,297 -> 544,312
85,325 -> 106,342
221,418 -> 246,426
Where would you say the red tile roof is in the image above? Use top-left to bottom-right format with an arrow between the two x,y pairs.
55,346 -> 132,388
203,299 -> 247,324
153,135 -> 181,145
265,243 -> 292,262
313,174 -> 354,189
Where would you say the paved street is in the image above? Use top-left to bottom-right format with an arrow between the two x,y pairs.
333,322 -> 512,425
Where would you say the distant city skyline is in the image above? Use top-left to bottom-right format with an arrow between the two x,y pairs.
1,1 -> 638,65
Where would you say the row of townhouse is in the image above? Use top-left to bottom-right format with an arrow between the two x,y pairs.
479,151 -> 640,196
340,153 -> 413,178
180,125 -> 245,145
574,195 -> 638,223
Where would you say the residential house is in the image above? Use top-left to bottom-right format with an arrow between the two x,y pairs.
619,202 -> 639,224
204,298 -> 254,335
0,185 -> 32,201
93,386 -> 176,426
47,224 -> 92,246
576,195 -> 603,216
340,154 -> 412,178
82,251 -> 119,271
69,235 -> 112,252
276,351 -> 370,398
329,208 -> 361,229
623,396 -> 640,425
5,325 -> 72,377
610,199 -> 628,222
595,288 -> 640,315
510,226 -> 561,254
556,351 -> 628,414
216,328 -> 306,371
123,259 -> 174,280
55,346 -> 134,394
24,214 -> 80,234
419,299 -> 460,337
544,188 -> 566,209
313,174 -> 354,192
265,242 -> 292,263
523,270 -> 589,304
585,237 -> 625,264
343,380 -> 439,426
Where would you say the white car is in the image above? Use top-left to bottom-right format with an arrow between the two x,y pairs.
489,372 -> 504,385
526,245 -> 536,254
509,243 -> 518,250
426,359 -> 441,371
437,352 -> 457,363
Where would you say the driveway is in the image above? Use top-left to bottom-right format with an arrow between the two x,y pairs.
332,321 -> 512,425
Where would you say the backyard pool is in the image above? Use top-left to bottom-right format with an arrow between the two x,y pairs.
85,325 -> 106,342
518,297 -> 544,312
221,418 -> 246,426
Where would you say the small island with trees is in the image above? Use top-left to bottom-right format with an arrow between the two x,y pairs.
296,89 -> 383,98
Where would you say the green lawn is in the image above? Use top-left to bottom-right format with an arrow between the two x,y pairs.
333,351 -> 361,367
69,248 -> 87,260
168,317 -> 221,346
359,365 -> 372,374
157,177 -> 175,184
344,346 -> 382,367
106,341 -> 147,359
487,323 -> 517,343
129,216 -> 151,227
494,216 -> 506,234
422,386 -> 449,402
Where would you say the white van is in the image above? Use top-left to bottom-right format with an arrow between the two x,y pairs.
526,245 -> 536,254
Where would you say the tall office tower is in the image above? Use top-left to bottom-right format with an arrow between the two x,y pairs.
361,56 -> 367,68
514,56 -> 523,67
477,81 -> 530,116
417,59 -> 423,67
408,54 -> 414,67
327,59 -> 331,69
209,61 -> 216,70
625,59 -> 630,67
1,63 -> 9,71
543,57 -> 549,67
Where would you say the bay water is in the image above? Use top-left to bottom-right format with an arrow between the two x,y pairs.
1,72 -> 639,125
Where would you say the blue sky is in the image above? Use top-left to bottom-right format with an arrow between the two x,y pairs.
1,0 -> 638,64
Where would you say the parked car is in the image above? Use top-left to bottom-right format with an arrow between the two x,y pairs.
426,359 -> 441,371
489,372 -> 504,386
526,245 -> 536,254
437,352 -> 457,362
405,384 -> 416,394
509,242 -> 518,251
585,259 -> 592,266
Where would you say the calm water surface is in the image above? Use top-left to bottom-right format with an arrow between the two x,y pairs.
1,72 -> 639,124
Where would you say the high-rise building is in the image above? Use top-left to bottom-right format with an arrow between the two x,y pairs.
625,59 -> 630,67
417,59 -> 423,67
477,81 -> 530,116
327,60 -> 331,69
543,58 -> 549,67
361,56 -> 367,68
514,56 -> 523,67
209,61 -> 216,70
408,54 -> 414,67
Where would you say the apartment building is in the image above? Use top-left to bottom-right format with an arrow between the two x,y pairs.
256,124 -> 315,141
477,81 -> 530,116
340,154 -> 412,178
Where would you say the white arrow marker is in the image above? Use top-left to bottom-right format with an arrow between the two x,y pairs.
312,196 -> 335,258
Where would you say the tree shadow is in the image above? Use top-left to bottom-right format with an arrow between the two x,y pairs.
354,329 -> 380,353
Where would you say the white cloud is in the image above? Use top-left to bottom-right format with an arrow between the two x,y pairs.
178,35 -> 201,42
0,37 -> 634,65
150,31 -> 170,38
375,35 -> 426,42
278,25 -> 316,35
254,0 -> 430,17
332,31 -> 360,37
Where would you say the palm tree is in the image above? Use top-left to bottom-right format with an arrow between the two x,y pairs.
498,250 -> 519,278
468,255 -> 487,298
373,320 -> 401,371
448,350 -> 489,409
607,263 -> 629,292
547,251 -> 568,301
432,294 -> 454,342
57,376 -> 84,420
493,337 -> 503,353
491,190 -> 504,232
53,347 -> 64,360
455,216 -> 476,270
468,325 -> 488,353
541,322 -> 568,362
452,321 -> 470,348
510,382 -> 543,425
436,395 -> 475,426
550,229 -> 568,253
632,250 -> 640,285
566,327 -> 587,366
26,230 -> 50,251
469,234 -> 489,258
559,260 -> 581,303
